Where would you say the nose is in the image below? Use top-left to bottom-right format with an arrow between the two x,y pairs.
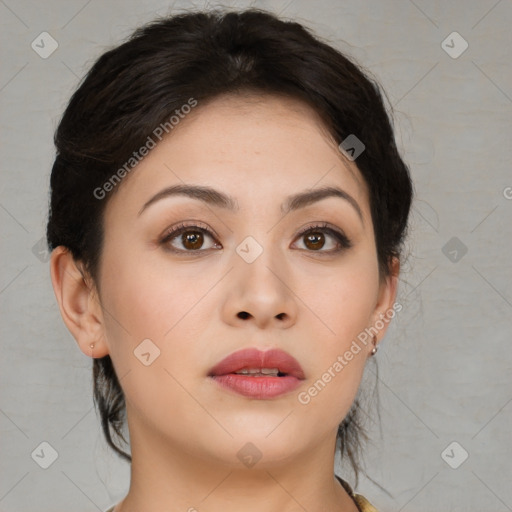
221,248 -> 298,330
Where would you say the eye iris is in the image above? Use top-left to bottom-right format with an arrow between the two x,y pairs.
182,230 -> 203,250
304,231 -> 325,250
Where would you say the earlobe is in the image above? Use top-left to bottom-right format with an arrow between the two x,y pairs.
49,246 -> 109,358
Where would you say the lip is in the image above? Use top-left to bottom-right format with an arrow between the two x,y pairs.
208,347 -> 306,399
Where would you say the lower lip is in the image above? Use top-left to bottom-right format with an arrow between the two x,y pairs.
210,374 -> 302,399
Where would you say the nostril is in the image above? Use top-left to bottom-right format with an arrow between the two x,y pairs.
237,311 -> 250,319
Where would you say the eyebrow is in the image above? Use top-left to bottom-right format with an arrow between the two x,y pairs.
138,183 -> 364,224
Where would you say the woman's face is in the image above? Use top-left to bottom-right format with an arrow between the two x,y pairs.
88,94 -> 398,467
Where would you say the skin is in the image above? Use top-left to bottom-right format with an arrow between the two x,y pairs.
50,93 -> 399,512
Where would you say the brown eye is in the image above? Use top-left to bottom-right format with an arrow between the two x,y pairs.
181,230 -> 204,250
160,223 -> 220,254
160,221 -> 351,256
294,223 -> 352,254
303,231 -> 326,250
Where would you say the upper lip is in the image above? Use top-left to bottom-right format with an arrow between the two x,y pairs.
208,348 -> 306,379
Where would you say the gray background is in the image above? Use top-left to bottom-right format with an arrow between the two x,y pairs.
1,0 -> 511,511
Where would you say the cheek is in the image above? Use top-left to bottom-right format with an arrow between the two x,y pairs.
97,252 -> 211,433
304,257 -> 379,344
294,286 -> 371,436
291,259 -> 377,422
100,244 -> 213,343
297,357 -> 365,436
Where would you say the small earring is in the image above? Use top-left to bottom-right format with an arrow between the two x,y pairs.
370,335 -> 378,356
89,342 -> 95,350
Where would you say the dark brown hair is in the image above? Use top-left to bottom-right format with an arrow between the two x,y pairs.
46,7 -> 413,487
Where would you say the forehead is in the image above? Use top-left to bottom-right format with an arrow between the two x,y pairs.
106,93 -> 369,217
173,93 -> 364,186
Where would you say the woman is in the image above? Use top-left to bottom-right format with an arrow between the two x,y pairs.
47,8 -> 413,511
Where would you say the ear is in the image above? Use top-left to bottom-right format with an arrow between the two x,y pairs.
368,256 -> 401,346
49,246 -> 109,358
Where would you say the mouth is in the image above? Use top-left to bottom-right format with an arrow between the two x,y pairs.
207,347 -> 305,399
208,347 -> 306,379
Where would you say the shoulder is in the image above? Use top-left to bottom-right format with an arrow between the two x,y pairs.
103,481 -> 379,512
335,474 -> 379,512
352,493 -> 379,512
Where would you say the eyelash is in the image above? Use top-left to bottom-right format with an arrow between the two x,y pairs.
159,221 -> 352,256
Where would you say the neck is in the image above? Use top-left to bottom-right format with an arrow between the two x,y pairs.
113,414 -> 359,512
